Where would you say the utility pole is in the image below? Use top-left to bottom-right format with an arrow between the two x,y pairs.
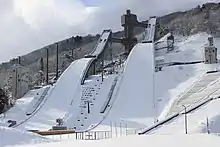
206,117 -> 210,134
18,56 -> 21,65
101,54 -> 104,82
182,105 -> 188,134
56,43 -> 59,80
40,57 -> 44,71
71,48 -> 74,59
46,48 -> 49,85
153,68 -> 156,123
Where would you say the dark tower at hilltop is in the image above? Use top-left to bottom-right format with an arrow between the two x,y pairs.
121,10 -> 138,53
121,10 -> 148,54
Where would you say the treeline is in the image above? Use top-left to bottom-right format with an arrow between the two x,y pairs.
0,88 -> 13,114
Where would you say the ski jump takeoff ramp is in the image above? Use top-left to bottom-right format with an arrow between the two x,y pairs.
16,58 -> 93,130
15,30 -> 112,130
96,42 -> 155,128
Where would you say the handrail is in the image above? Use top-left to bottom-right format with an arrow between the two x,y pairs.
83,70 -> 125,132
143,17 -> 156,43
89,32 -> 105,56
166,71 -> 207,117
139,92 -> 219,135
12,84 -> 55,128
11,61 -> 80,128
138,113 -> 179,135
26,86 -> 50,116
100,75 -> 118,113
88,30 -> 112,57
81,30 -> 112,85
167,71 -> 220,116
80,58 -> 96,85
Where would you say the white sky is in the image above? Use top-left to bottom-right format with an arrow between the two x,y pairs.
0,0 -> 218,63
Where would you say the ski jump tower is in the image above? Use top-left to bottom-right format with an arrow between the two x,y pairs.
112,10 -> 148,54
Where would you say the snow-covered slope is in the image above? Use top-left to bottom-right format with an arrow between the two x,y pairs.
0,126 -> 50,147
140,34 -> 220,135
0,86 -> 51,126
89,33 -> 215,132
3,32 -> 220,137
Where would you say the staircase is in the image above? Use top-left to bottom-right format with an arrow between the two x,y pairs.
139,72 -> 220,135
168,71 -> 220,115
72,76 -> 103,131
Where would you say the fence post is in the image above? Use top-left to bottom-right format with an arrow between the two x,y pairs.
125,124 -> 128,136
104,131 -> 107,139
110,121 -> 113,138
115,122 -> 118,138
207,117 -> 210,134
120,123 -> 122,136
94,132 -> 97,140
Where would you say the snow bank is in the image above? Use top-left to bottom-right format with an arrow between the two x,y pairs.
15,134 -> 220,147
0,126 -> 51,147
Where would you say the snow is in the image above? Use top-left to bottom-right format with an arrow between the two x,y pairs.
0,126 -> 51,147
0,86 -> 51,126
149,98 -> 220,135
10,32 -> 214,133
13,134 -> 220,147
3,31 -> 220,146
141,34 -> 220,135
91,33 -> 215,132
164,33 -> 210,62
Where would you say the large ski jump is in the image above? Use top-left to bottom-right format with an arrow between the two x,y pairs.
12,30 -> 112,130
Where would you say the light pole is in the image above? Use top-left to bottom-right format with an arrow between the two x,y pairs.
56,43 -> 59,80
153,69 -> 156,123
153,44 -> 157,123
182,105 -> 188,134
206,117 -> 210,134
87,100 -> 90,114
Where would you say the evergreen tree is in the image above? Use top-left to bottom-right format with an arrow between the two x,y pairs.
0,88 -> 9,114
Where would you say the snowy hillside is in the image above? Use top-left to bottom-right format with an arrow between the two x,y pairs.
92,33 -> 218,132
2,32 -> 220,146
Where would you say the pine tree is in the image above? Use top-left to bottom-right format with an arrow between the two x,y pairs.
0,88 -> 9,114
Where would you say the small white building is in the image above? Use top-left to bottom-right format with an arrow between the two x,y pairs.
204,46 -> 217,64
204,37 -> 218,64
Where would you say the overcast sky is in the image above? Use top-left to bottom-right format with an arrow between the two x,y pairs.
0,0 -> 218,63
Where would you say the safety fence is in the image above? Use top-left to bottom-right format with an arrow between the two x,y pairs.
42,127 -> 142,141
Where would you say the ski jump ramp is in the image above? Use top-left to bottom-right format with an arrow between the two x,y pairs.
144,17 -> 156,42
94,42 -> 155,129
80,18 -> 157,131
88,30 -> 111,57
15,30 -> 112,130
16,58 -> 93,130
